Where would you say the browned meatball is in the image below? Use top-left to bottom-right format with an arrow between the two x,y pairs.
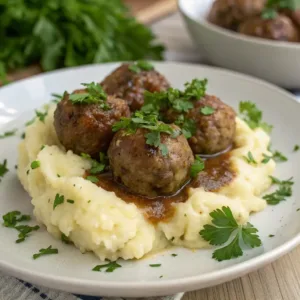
54,89 -> 130,157
165,95 -> 236,155
238,15 -> 299,42
208,0 -> 265,30
101,64 -> 170,112
108,127 -> 194,197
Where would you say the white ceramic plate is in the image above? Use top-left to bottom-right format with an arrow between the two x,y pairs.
0,62 -> 300,297
178,0 -> 300,89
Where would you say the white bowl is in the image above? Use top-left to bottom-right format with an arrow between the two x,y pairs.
178,0 -> 300,89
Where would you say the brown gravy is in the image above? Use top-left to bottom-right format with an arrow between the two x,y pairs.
86,152 -> 236,224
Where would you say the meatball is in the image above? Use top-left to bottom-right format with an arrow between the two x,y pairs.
108,127 -> 194,197
165,95 -> 236,155
208,0 -> 265,30
101,63 -> 170,112
238,15 -> 299,42
54,89 -> 130,157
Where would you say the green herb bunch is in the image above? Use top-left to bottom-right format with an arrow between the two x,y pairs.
0,0 -> 164,82
262,0 -> 299,19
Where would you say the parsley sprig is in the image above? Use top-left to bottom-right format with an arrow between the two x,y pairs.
190,155 -> 205,177
0,159 -> 9,182
239,101 -> 273,133
263,176 -> 294,205
81,152 -> 107,175
174,115 -> 196,139
129,61 -> 154,73
200,206 -> 261,261
53,194 -> 64,210
262,0 -> 297,19
113,111 -> 180,156
243,151 -> 257,165
33,245 -> 58,260
68,82 -> 110,110
93,261 -> 122,272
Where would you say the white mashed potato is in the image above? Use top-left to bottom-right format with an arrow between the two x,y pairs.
18,104 -> 275,260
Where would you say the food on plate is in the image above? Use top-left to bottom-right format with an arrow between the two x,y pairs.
165,94 -> 236,155
208,0 -> 266,30
16,63 -> 279,262
54,83 -> 130,157
101,62 -> 170,111
208,0 -> 300,43
108,120 -> 194,197
238,14 -> 299,42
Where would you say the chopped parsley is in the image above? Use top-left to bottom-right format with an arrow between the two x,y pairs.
0,129 -> 17,139
294,145 -> 299,152
113,111 -> 180,156
239,101 -> 273,133
31,160 -> 40,169
35,110 -> 48,123
41,145 -> 45,150
68,82 -> 109,110
269,234 -> 275,238
67,199 -> 75,204
21,132 -> 25,139
190,155 -> 205,178
160,275 -> 163,278
297,208 -> 300,212
174,115 -> 196,139
81,152 -> 107,175
0,159 -> 9,182
86,175 -> 99,183
149,264 -> 161,267
262,0 -> 296,20
51,93 -> 63,103
2,211 -> 39,243
263,176 -> 294,205
61,233 -> 71,244
92,261 -> 122,272
201,106 -> 215,115
129,61 -> 154,73
272,150 -> 287,162
15,225 -> 40,243
53,194 -> 64,209
33,245 -> 58,260
243,151 -> 257,165
200,206 -> 261,261
171,254 -> 178,257
261,153 -> 272,164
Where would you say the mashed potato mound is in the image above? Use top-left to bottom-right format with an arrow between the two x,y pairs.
18,104 -> 275,260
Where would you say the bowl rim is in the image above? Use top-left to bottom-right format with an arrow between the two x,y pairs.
178,0 -> 300,49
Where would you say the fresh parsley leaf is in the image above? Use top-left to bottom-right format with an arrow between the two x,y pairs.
262,0 -> 296,20
67,199 -> 75,204
175,115 -> 196,139
35,110 -> 48,123
92,261 -> 122,272
184,78 -> 207,100
69,82 -> 109,110
263,176 -> 294,205
51,93 -> 63,103
200,206 -> 261,261
201,106 -> 215,115
0,129 -> 17,139
129,60 -> 154,73
261,153 -> 272,164
53,194 -> 64,209
15,225 -> 40,243
269,234 -> 275,237
86,175 -> 99,183
294,145 -> 299,152
239,101 -> 273,133
33,245 -> 58,260
149,264 -> 161,267
31,160 -> 40,169
190,155 -> 205,178
113,111 -> 177,156
0,159 -> 9,182
261,8 -> 278,19
272,150 -> 287,162
171,254 -> 178,257
2,211 -> 30,228
243,151 -> 257,165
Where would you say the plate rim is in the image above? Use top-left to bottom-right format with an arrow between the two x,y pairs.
0,61 -> 300,297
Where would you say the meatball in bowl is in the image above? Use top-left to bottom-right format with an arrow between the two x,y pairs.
178,0 -> 300,88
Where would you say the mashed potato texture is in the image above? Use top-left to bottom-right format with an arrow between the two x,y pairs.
18,104 -> 275,260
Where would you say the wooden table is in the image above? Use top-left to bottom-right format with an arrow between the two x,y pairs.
152,13 -> 300,300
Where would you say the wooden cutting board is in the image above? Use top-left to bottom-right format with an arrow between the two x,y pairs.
3,0 -> 177,84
